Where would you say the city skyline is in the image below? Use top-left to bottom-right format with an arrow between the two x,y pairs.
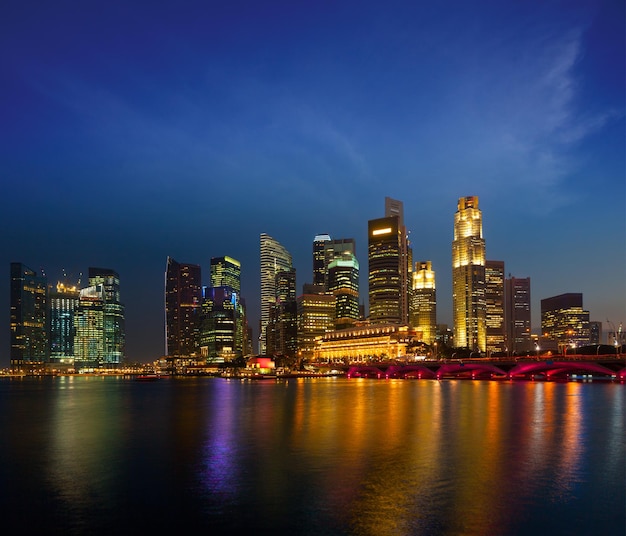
1,1 -> 624,364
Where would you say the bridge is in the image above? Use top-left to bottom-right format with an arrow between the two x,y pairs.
340,355 -> 626,381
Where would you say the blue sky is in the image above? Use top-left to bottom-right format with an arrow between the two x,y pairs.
1,0 -> 624,364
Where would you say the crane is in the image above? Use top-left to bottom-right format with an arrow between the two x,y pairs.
606,319 -> 623,355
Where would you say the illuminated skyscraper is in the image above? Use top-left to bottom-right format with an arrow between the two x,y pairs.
49,281 -> 80,363
328,252 -> 360,329
10,262 -> 48,369
88,267 -> 125,365
385,197 -> 411,323
452,196 -> 486,352
505,275 -> 532,354
200,286 -> 239,363
541,293 -> 590,349
210,256 -> 241,294
368,198 -> 411,325
74,284 -> 105,369
165,257 -> 202,356
312,234 -> 331,287
485,260 -> 506,354
410,261 -> 436,344
266,268 -> 297,358
324,238 -> 356,291
260,233 -> 293,354
297,292 -> 336,360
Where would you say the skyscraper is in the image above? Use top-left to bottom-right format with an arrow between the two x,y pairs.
505,275 -> 532,354
485,260 -> 506,354
88,267 -> 125,365
368,198 -> 411,325
368,215 -> 402,324
452,196 -> 486,352
10,262 -> 48,369
49,281 -> 80,363
385,197 -> 411,324
200,286 -> 239,362
541,293 -> 590,350
266,268 -> 297,358
328,252 -> 360,329
165,257 -> 202,356
210,256 -> 241,294
74,284 -> 105,369
260,233 -> 293,354
312,234 -> 331,287
297,292 -> 336,361
410,261 -> 437,344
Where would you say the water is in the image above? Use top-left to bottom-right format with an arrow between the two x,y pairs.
0,376 -> 623,535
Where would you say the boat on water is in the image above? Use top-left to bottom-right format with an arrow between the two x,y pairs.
134,374 -> 161,381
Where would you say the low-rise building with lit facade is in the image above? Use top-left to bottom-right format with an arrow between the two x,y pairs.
313,324 -> 418,363
541,293 -> 590,350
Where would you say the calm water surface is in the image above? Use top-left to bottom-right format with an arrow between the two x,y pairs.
0,376 -> 623,535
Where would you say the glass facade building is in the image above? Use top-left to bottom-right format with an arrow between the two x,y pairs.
210,256 -> 241,294
10,262 -> 48,369
368,216 -> 402,324
485,260 -> 506,354
49,282 -> 80,363
410,261 -> 437,344
165,257 -> 202,356
328,252 -> 360,329
88,267 -> 125,365
541,293 -> 590,349
74,284 -> 105,369
313,234 -> 331,287
505,276 -> 532,354
260,233 -> 293,354
452,196 -> 486,352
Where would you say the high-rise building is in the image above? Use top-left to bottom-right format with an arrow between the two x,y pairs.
313,234 -> 331,287
368,215 -> 402,324
165,257 -> 202,356
485,260 -> 506,354
260,233 -> 293,354
452,196 -> 486,352
210,256 -> 241,294
541,293 -> 590,350
505,276 -> 532,354
10,262 -> 48,369
323,238 -> 356,291
410,261 -> 437,344
74,284 -> 105,369
49,281 -> 80,363
328,252 -> 360,329
88,267 -> 125,365
266,268 -> 297,358
385,197 -> 411,324
297,292 -> 336,361
200,286 -> 239,362
589,321 -> 602,345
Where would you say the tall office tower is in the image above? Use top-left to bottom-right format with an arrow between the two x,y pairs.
49,281 -> 80,363
88,267 -> 125,365
200,286 -> 239,362
589,321 -> 602,345
485,261 -> 506,354
266,268 -> 297,357
323,238 -> 356,291
368,215 -> 402,324
210,256 -> 241,294
385,197 -> 412,324
541,293 -> 590,349
452,196 -> 486,352
297,292 -> 336,361
10,262 -> 48,369
74,284 -> 105,369
313,234 -> 331,287
505,276 -> 532,354
328,252 -> 360,329
165,257 -> 202,356
410,261 -> 437,344
260,233 -> 293,354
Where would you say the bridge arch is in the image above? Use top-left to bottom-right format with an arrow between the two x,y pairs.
385,365 -> 436,379
507,361 -> 617,379
436,363 -> 507,379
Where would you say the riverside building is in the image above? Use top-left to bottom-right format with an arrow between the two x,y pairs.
452,196 -> 486,352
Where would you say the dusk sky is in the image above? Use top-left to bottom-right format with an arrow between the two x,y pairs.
1,0 -> 624,365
